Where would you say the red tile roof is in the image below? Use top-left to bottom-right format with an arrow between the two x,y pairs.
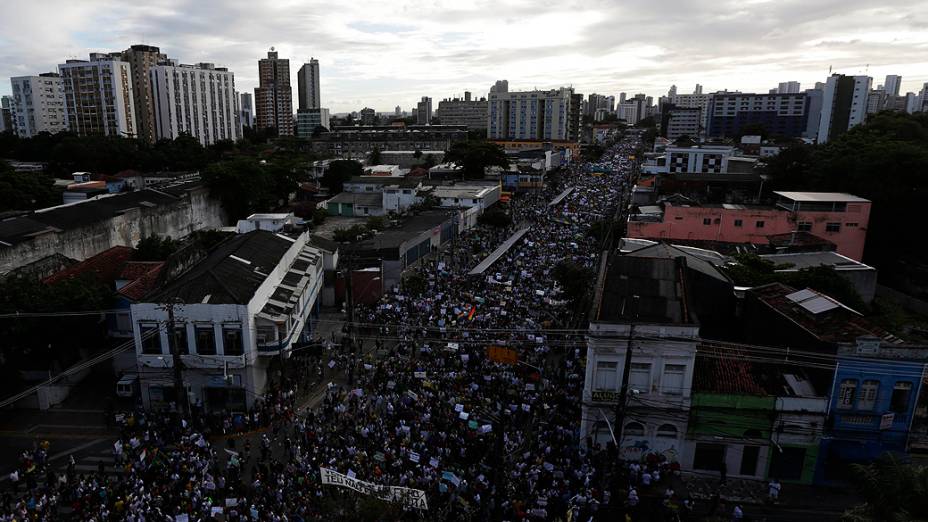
694,345 -> 767,395
117,263 -> 164,301
42,246 -> 134,286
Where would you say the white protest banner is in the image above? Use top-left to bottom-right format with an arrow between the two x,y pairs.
319,467 -> 428,510
414,371 -> 427,379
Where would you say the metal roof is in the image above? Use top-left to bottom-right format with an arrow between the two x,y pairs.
773,191 -> 869,203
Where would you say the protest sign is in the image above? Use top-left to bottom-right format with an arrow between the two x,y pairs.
319,467 -> 428,510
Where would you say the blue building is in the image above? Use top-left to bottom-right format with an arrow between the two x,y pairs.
818,338 -> 928,484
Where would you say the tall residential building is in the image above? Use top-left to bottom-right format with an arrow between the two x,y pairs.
664,92 -> 713,129
9,73 -> 69,137
817,74 -> 871,143
394,106 -> 402,117
490,80 -> 508,94
416,97 -> 432,125
617,93 -> 651,124
120,45 -> 168,143
58,54 -> 137,137
254,50 -> 293,136
487,86 -> 580,141
0,96 -> 14,133
240,92 -> 255,127
360,107 -> 376,125
297,58 -> 320,110
883,75 -> 902,97
694,84 -> 703,95
668,85 -> 677,97
150,62 -> 242,146
586,93 -> 614,116
436,92 -> 488,130
706,92 -> 812,139
661,105 -> 701,140
777,81 -> 801,94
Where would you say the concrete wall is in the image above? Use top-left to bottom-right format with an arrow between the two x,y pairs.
0,186 -> 226,274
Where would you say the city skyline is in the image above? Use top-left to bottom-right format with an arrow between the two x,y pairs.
1,0 -> 928,113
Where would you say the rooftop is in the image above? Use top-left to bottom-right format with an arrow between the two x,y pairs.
773,191 -> 870,203
623,242 -> 732,285
42,246 -> 134,286
327,192 -> 383,207
694,344 -> 827,397
149,231 -> 296,305
761,252 -> 874,272
594,255 -> 695,325
749,282 -> 902,344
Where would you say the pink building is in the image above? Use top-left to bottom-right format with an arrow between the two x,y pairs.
627,191 -> 871,261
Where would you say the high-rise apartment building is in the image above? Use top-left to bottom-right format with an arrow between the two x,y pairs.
9,73 -> 69,137
416,97 -> 432,125
150,62 -> 241,146
58,54 -> 137,137
664,92 -> 713,129
254,50 -> 293,136
617,93 -> 651,124
818,74 -> 871,143
436,91 -> 488,130
297,59 -> 320,110
883,75 -> 902,97
295,108 -> 330,137
585,93 -> 614,116
490,80 -> 509,94
487,86 -> 580,141
240,92 -> 255,127
120,45 -> 168,143
777,81 -> 801,94
0,96 -> 12,133
707,92 -> 812,139
694,84 -> 703,95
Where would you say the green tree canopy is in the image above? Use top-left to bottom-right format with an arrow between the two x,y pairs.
0,160 -> 61,211
202,157 -> 298,221
321,159 -> 363,194
443,139 -> 509,179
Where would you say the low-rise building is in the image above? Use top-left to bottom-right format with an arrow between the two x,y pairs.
641,145 -> 756,175
429,182 -> 500,211
295,108 -> 331,137
436,92 -> 487,130
132,230 -> 323,412
310,125 -> 467,159
627,191 -> 871,261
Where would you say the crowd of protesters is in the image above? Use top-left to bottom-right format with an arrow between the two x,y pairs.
0,132 -> 696,521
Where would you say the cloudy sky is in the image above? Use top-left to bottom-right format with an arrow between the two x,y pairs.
2,0 -> 927,113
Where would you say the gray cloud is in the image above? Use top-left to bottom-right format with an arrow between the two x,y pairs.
1,0 -> 927,112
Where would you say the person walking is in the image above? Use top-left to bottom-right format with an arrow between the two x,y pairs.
768,478 -> 781,504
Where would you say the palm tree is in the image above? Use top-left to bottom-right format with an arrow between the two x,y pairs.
843,454 -> 928,521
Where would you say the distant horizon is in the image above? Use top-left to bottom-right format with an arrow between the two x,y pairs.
1,0 -> 927,113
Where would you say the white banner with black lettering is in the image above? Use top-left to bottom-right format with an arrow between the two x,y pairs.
319,467 -> 429,510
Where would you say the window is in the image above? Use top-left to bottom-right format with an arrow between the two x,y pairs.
693,443 -> 725,471
662,364 -> 686,395
891,382 -> 913,414
223,327 -> 244,356
594,361 -> 617,390
703,218 -> 711,225
195,325 -> 216,355
734,219 -> 743,227
174,326 -> 189,355
656,424 -> 678,438
837,379 -> 857,409
857,380 -> 879,410
845,222 -> 858,228
755,220 -> 765,228
825,222 -> 841,233
624,422 -> 645,437
140,323 -> 162,355
797,221 -> 812,232
629,363 -> 651,393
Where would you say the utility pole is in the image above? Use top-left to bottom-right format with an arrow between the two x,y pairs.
163,299 -> 189,418
613,295 -> 640,451
343,245 -> 356,385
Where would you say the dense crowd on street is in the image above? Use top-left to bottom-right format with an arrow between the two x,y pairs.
1,133 -> 673,521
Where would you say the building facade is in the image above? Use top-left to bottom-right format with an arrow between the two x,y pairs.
310,125 -> 467,159
120,45 -> 168,143
0,96 -> 12,133
132,230 -> 323,412
295,108 -> 330,137
706,93 -> 811,139
150,63 -> 242,146
240,92 -> 255,128
297,58 -> 321,110
818,74 -> 871,143
58,55 -> 137,137
416,97 -> 432,125
628,191 -> 871,261
436,92 -> 488,130
254,51 -> 293,136
487,87 -> 580,141
9,74 -> 69,137
662,106 -> 701,140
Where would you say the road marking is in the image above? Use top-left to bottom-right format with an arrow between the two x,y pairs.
48,438 -> 109,463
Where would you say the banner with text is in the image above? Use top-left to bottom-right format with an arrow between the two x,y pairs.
319,467 -> 429,510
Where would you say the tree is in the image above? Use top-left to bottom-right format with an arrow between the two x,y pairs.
635,116 -> 657,128
202,157 -> 298,220
368,147 -> 382,165
365,215 -> 386,231
333,224 -> 369,243
135,235 -> 179,261
312,207 -> 327,226
0,161 -> 61,211
553,261 -> 595,306
443,139 -> 509,179
842,454 -> 928,522
477,208 -> 512,228
321,159 -> 363,194
402,272 -> 428,297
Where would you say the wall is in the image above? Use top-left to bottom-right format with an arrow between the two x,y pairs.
627,203 -> 870,261
0,186 -> 226,274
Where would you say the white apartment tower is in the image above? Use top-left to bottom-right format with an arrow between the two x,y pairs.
9,74 -> 69,137
487,87 -> 578,140
58,55 -> 137,137
818,74 -> 871,143
778,81 -> 801,94
150,63 -> 242,146
297,59 -> 321,110
883,75 -> 902,97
